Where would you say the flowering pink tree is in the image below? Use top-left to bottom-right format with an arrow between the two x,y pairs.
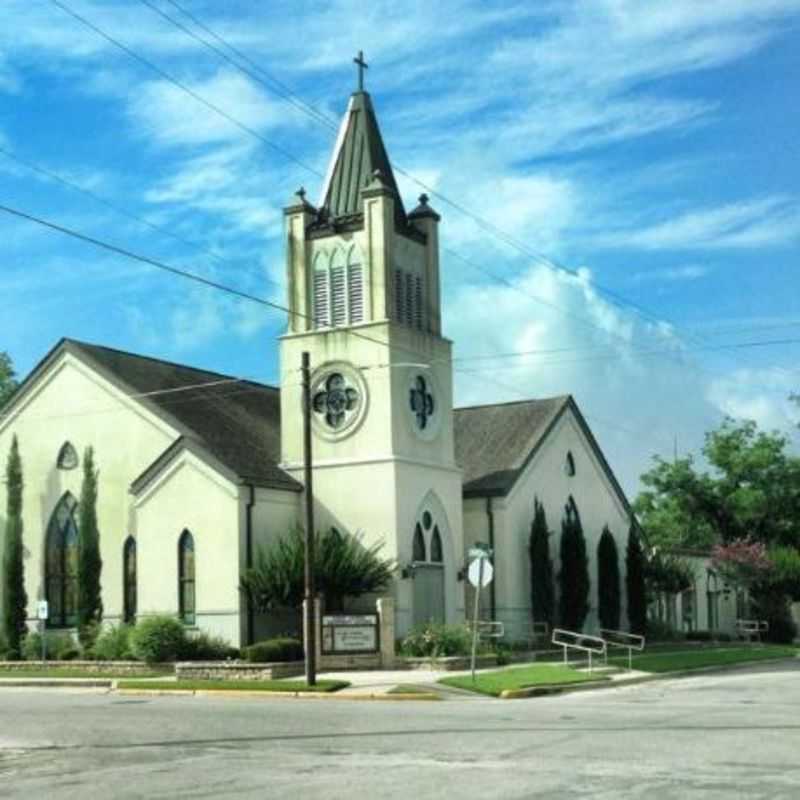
711,538 -> 773,597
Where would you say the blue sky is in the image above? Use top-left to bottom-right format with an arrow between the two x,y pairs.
1,0 -> 798,494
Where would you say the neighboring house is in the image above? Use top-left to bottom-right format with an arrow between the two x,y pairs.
0,81 -> 635,648
654,549 -> 739,637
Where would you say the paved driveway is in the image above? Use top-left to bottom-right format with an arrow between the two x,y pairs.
1,660 -> 798,799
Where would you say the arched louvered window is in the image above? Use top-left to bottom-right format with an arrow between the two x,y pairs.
123,536 -> 137,624
313,247 -> 364,328
412,523 -> 426,562
430,526 -> 443,563
57,441 -> 79,470
178,530 -> 196,625
45,493 -> 79,627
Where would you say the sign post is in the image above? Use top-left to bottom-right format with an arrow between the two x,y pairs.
37,600 -> 49,663
467,546 -> 494,684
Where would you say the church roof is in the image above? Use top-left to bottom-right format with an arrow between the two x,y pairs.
318,91 -> 406,225
61,340 -> 301,493
454,396 -> 570,497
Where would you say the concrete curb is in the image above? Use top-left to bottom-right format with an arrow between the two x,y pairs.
115,688 -> 441,701
0,679 -> 113,688
497,655 -> 800,699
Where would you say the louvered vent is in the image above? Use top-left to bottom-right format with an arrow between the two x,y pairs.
414,275 -> 423,330
331,266 -> 347,327
404,272 -> 414,326
395,269 -> 404,322
348,263 -> 364,324
313,270 -> 330,328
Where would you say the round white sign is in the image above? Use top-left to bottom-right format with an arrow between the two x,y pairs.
467,557 -> 494,588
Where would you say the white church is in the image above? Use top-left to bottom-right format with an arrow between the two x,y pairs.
0,79 -> 635,648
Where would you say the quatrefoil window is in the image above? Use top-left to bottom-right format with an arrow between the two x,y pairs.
409,375 -> 435,430
313,373 -> 360,430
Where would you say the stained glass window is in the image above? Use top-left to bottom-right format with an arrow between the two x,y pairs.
45,493 -> 79,628
412,523 -> 426,562
410,376 -> 435,430
123,537 -> 137,624
178,530 -> 196,625
430,527 -> 443,563
313,372 -> 360,430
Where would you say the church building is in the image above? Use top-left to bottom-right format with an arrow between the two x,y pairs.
0,76 -> 634,648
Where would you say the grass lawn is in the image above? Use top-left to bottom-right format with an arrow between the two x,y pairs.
610,645 -> 797,673
0,668 -> 170,679
439,664 -> 604,697
117,679 -> 350,692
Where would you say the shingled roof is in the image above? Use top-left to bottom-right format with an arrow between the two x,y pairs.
454,396 -> 571,497
62,340 -> 301,493
318,91 -> 406,225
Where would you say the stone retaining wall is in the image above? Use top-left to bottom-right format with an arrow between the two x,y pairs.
401,654 -> 499,671
0,660 -> 161,675
175,661 -> 304,680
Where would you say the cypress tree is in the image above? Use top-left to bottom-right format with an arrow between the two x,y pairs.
77,446 -> 102,645
597,526 -> 621,631
558,500 -> 590,631
2,435 -> 27,656
626,524 -> 647,635
529,498 -> 555,628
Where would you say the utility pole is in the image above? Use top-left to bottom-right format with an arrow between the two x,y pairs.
301,351 -> 316,686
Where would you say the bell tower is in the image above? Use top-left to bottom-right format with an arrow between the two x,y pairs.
279,56 -> 463,632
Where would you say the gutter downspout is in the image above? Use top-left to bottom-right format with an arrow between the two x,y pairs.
486,496 -> 496,621
245,484 -> 255,646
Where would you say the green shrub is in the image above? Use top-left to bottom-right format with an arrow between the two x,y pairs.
22,630 -> 77,660
686,630 -> 713,642
242,636 -> 303,663
646,619 -> 684,642
181,632 -> 238,661
400,622 -> 473,658
755,593 -> 798,644
130,615 -> 186,663
91,624 -> 133,661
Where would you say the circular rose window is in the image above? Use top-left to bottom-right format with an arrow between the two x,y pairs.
309,362 -> 368,440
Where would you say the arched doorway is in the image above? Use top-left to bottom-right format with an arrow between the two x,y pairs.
411,507 -> 446,627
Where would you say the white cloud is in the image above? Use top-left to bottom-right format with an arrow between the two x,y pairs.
598,196 -> 800,250
128,69 -> 289,148
632,264 -> 710,283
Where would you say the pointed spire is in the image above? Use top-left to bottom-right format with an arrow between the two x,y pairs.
318,89 -> 406,226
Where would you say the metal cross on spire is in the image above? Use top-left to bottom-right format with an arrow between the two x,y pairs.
353,50 -> 368,91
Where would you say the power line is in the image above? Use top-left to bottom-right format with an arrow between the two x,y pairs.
129,0 -> 783,382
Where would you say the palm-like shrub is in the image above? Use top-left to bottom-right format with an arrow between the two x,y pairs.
597,526 -> 621,630
241,526 -> 395,613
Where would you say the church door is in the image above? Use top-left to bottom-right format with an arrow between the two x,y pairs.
411,514 -> 446,627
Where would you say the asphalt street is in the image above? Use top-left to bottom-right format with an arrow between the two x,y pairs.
1,661 -> 799,799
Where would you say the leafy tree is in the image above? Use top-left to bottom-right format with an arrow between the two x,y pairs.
645,551 -> 694,595
529,498 -> 555,628
2,435 -> 27,656
597,526 -> 621,631
558,500 -> 589,631
768,546 -> 800,600
241,526 -> 395,613
626,525 -> 647,635
77,446 -> 102,645
0,352 -> 17,410
635,419 -> 800,549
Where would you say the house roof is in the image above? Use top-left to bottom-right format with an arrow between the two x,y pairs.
454,396 -> 570,497
318,91 -> 406,225
56,340 -> 301,493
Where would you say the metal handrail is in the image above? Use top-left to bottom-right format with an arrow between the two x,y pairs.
736,619 -> 768,643
467,620 -> 505,639
551,628 -> 606,673
600,628 -> 646,670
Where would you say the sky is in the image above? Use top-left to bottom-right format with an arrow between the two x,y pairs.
1,0 -> 799,495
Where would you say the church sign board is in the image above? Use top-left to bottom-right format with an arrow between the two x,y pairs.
322,614 -> 379,654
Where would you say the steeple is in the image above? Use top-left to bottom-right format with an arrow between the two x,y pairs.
318,89 -> 406,227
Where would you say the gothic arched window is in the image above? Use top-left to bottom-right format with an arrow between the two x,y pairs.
123,536 -> 137,624
565,451 -> 576,477
412,524 -> 426,562
178,530 -> 196,625
45,493 -> 79,628
56,442 -> 79,470
430,527 -> 443,563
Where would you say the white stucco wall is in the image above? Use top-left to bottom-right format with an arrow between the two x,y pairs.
0,352 -> 176,627
463,406 -> 632,641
